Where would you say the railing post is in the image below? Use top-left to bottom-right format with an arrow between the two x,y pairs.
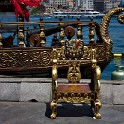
18,16 -> 26,47
39,18 -> 46,46
59,17 -> 65,46
76,17 -> 83,39
88,20 -> 95,44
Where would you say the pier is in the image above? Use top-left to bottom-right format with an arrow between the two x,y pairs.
0,78 -> 124,105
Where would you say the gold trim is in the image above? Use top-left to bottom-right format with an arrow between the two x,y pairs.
100,7 -> 124,45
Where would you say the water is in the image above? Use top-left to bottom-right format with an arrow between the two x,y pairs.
0,13 -> 124,80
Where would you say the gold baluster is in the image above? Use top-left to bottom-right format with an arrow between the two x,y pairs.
88,20 -> 95,43
76,17 -> 83,39
59,17 -> 65,46
18,16 -> 26,47
39,18 -> 46,46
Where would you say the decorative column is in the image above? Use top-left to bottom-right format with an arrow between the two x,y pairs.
59,17 -> 65,46
39,18 -> 46,46
18,16 -> 26,47
76,17 -> 83,39
88,20 -> 95,44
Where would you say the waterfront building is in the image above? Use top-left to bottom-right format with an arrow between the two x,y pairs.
49,0 -> 68,7
73,0 -> 81,7
104,1 -> 113,12
49,0 -> 53,4
67,0 -> 74,7
80,0 -> 94,11
45,3 -> 58,14
104,0 -> 121,12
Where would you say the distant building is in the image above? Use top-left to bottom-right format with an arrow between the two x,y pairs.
49,0 -> 68,7
93,0 -> 104,12
67,0 -> 74,7
45,3 -> 57,14
49,0 -> 53,4
80,0 -> 94,11
73,0 -> 81,7
104,0 -> 121,12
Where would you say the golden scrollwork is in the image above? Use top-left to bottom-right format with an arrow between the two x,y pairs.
52,48 -> 58,64
57,92 -> 95,103
67,61 -> 81,83
82,46 -> 92,60
51,49 -> 58,119
0,49 -> 52,69
94,99 -> 102,119
91,48 -> 97,68
118,13 -> 124,24
100,7 -> 124,45
40,51 -> 51,66
50,100 -> 57,119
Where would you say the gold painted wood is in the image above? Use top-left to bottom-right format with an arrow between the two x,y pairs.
100,7 -> 124,61
51,28 -> 102,119
18,16 -> 26,47
39,18 -> 46,46
88,21 -> 95,43
76,18 -> 83,39
59,18 -> 65,45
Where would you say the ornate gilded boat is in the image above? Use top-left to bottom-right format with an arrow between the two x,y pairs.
0,7 -> 124,78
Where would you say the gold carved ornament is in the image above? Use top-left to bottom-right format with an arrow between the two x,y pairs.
99,7 -> 124,60
67,61 -> 81,83
100,7 -> 124,44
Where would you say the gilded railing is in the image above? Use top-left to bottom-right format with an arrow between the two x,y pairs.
0,18 -> 89,48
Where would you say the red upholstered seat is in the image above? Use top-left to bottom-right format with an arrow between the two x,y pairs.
58,83 -> 91,93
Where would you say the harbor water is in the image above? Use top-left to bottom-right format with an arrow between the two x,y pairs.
0,13 -> 124,80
